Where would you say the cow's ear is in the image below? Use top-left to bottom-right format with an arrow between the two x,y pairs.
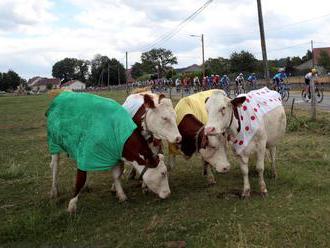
144,94 -> 155,109
158,94 -> 166,104
205,97 -> 209,104
231,96 -> 246,107
201,134 -> 208,149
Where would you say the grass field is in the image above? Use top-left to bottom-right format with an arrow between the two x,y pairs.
1,91 -> 330,247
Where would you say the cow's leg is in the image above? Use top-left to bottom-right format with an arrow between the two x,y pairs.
203,161 -> 216,185
50,154 -> 59,198
67,169 -> 86,214
269,146 -> 277,178
239,156 -> 250,198
256,147 -> 268,196
168,154 -> 176,171
112,164 -> 127,202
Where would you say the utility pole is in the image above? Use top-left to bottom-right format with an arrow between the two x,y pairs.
311,40 -> 315,68
107,64 -> 110,88
117,65 -> 120,85
256,0 -> 270,87
201,34 -> 205,79
125,51 -> 128,95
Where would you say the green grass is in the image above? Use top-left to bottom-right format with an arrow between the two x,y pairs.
1,91 -> 330,247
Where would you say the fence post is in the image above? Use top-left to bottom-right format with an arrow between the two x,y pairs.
290,98 -> 295,118
169,86 -> 172,100
310,77 -> 316,120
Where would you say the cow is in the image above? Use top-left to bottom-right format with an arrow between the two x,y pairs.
168,89 -> 230,185
122,89 -> 182,154
47,91 -> 170,213
204,87 -> 287,197
122,90 -> 181,180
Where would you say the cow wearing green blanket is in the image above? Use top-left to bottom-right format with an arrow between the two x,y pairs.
47,91 -> 170,213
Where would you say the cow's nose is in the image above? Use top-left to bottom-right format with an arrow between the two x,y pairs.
159,190 -> 171,199
205,126 -> 215,135
175,136 -> 182,143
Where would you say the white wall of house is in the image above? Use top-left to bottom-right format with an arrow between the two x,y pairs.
62,81 -> 86,90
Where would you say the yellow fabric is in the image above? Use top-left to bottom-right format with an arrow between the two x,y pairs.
169,89 -> 224,156
175,89 -> 223,125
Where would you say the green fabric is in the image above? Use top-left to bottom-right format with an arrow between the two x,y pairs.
47,91 -> 137,171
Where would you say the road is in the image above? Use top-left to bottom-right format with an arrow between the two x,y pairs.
153,87 -> 330,111
284,91 -> 330,112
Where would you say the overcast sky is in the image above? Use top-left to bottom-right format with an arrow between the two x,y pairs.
0,0 -> 329,79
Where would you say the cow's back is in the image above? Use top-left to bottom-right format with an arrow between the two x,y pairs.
175,89 -> 223,125
47,92 -> 137,171
263,105 -> 286,147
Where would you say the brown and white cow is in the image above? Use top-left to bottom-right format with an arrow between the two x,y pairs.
122,90 -> 182,154
47,92 -> 170,213
168,90 -> 230,185
205,88 -> 286,197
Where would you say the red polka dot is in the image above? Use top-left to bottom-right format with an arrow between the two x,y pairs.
245,126 -> 249,131
240,115 -> 243,121
246,98 -> 250,103
257,104 -> 261,108
269,99 -> 273,102
234,140 -> 238,144
257,92 -> 260,95
239,141 -> 244,145
254,108 -> 258,112
251,116 -> 256,120
263,101 -> 267,105
243,106 -> 247,111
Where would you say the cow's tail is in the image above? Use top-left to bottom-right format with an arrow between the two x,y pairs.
48,88 -> 71,99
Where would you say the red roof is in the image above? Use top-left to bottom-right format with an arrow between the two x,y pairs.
29,77 -> 60,86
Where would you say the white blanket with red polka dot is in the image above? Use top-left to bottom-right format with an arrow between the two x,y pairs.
231,87 -> 282,154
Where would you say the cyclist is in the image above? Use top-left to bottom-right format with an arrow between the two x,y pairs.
304,68 -> 318,100
220,75 -> 230,94
272,68 -> 287,91
247,73 -> 257,90
235,73 -> 244,93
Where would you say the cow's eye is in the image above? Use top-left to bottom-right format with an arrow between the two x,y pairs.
162,117 -> 168,121
161,171 -> 167,177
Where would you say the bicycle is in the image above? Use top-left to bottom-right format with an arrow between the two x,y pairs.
301,83 -> 324,103
234,81 -> 245,96
274,80 -> 290,102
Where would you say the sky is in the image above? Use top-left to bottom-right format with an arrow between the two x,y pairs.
0,0 -> 330,79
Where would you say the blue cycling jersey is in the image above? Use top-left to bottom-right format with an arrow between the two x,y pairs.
247,75 -> 257,81
273,72 -> 287,80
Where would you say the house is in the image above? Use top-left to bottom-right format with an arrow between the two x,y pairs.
28,77 -> 61,92
61,80 -> 86,90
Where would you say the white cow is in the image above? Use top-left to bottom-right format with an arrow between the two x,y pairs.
205,88 -> 286,197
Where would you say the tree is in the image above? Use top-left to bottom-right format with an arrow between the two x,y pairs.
141,48 -> 177,78
131,62 -> 144,79
230,51 -> 258,73
0,70 -> 25,92
90,55 -> 126,86
52,58 -> 89,83
205,57 -> 230,75
318,50 -> 330,71
302,50 -> 312,63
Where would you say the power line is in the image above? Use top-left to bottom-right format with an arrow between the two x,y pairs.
130,0 -> 214,53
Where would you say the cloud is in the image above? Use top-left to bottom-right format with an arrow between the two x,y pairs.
0,0 -> 329,79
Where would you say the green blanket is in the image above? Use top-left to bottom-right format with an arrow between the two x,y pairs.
47,92 -> 137,171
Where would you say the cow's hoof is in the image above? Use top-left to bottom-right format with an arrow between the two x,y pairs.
241,190 -> 250,199
110,184 -> 116,193
260,191 -> 268,198
50,188 -> 58,198
118,195 -> 128,202
67,199 -> 77,214
271,172 -> 278,179
207,178 -> 216,186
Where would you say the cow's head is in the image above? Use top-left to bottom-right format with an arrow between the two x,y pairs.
205,92 -> 246,136
143,94 -> 182,144
199,133 -> 230,173
130,154 -> 171,199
